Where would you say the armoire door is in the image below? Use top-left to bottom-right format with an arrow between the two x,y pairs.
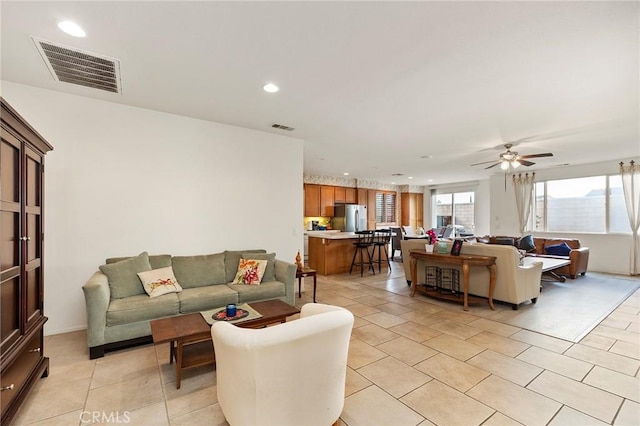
1,132 -> 22,353
24,146 -> 44,331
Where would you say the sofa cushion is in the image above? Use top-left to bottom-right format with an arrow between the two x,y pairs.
106,292 -> 179,326
224,250 -> 267,282
243,252 -> 276,282
546,239 -> 580,250
177,285 -> 239,314
230,281 -> 286,304
106,254 -> 172,270
137,266 -> 183,298
172,253 -> 226,288
99,252 -> 152,299
545,242 -> 572,256
517,235 -> 536,253
233,259 -> 268,285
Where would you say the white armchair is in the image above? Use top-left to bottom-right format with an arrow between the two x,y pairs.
211,303 -> 354,426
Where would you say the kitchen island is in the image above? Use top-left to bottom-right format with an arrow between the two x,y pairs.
307,231 -> 389,275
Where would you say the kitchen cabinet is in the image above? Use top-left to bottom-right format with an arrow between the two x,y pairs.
1,98 -> 53,425
367,190 -> 377,230
320,186 -> 335,217
345,188 -> 357,203
304,184 -> 357,218
416,193 -> 424,229
304,184 -> 321,217
401,192 -> 424,231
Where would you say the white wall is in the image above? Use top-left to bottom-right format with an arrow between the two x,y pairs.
488,160 -> 638,275
2,82 -> 304,335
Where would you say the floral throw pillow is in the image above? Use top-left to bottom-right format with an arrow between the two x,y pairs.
137,267 -> 183,298
233,259 -> 267,285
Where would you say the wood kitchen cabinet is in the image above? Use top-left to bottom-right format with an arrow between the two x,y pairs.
305,184 -> 358,218
1,98 -> 53,425
320,186 -> 335,217
304,184 -> 321,216
345,187 -> 357,203
334,186 -> 357,204
416,193 -> 424,229
401,192 -> 424,230
367,189 -> 377,230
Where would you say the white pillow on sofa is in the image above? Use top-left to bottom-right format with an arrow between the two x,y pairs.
137,267 -> 183,298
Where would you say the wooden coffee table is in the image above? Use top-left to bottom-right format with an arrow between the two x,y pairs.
150,299 -> 300,389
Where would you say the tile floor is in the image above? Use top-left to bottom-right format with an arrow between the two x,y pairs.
11,262 -> 640,426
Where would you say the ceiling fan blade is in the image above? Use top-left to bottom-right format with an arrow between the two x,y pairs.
519,153 -> 553,159
519,160 -> 536,167
484,162 -> 501,170
470,160 -> 499,166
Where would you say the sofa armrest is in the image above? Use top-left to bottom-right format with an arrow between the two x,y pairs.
568,247 -> 589,277
82,271 -> 110,347
274,259 -> 296,306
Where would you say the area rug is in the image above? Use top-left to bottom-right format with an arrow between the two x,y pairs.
500,272 -> 640,342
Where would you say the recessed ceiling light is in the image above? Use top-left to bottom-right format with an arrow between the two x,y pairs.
408,176 -> 414,180
428,179 -> 433,182
343,172 -> 349,176
263,83 -> 279,93
391,182 -> 396,185
58,20 -> 86,37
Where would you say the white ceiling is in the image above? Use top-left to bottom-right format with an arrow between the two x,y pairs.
2,1 -> 638,185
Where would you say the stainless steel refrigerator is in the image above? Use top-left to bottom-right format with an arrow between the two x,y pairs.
333,204 -> 367,232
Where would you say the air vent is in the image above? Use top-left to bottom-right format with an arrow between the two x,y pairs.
271,123 -> 295,131
32,37 -> 122,94
391,173 -> 404,176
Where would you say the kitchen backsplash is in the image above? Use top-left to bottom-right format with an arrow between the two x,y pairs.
304,217 -> 332,229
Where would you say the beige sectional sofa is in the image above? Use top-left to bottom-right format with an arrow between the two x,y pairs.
401,240 -> 543,309
82,250 -> 297,359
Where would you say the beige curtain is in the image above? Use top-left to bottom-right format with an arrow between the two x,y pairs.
512,172 -> 535,235
620,161 -> 640,275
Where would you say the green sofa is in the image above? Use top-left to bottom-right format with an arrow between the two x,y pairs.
82,250 -> 297,359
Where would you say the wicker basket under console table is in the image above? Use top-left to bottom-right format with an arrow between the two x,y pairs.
409,250 -> 497,311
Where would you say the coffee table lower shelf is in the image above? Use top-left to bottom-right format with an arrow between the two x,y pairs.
175,340 -> 215,371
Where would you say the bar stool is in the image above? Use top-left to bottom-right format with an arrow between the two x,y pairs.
372,229 -> 391,272
350,230 -> 376,276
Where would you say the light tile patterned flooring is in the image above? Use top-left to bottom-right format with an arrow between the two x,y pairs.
12,262 -> 640,426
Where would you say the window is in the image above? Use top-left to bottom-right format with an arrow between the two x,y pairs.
533,175 -> 630,233
375,192 -> 396,223
434,191 -> 475,232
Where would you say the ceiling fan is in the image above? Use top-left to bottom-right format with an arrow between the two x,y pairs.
471,143 -> 554,171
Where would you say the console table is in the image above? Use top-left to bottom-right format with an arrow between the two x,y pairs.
409,250 -> 497,311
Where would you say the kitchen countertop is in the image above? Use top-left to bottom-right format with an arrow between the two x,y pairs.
304,230 -> 340,237
306,231 -> 359,240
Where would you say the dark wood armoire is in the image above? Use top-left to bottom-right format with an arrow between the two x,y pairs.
1,98 -> 53,424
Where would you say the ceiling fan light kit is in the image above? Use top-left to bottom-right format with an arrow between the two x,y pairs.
472,143 -> 553,171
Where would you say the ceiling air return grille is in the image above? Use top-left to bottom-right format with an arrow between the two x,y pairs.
32,37 -> 122,94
